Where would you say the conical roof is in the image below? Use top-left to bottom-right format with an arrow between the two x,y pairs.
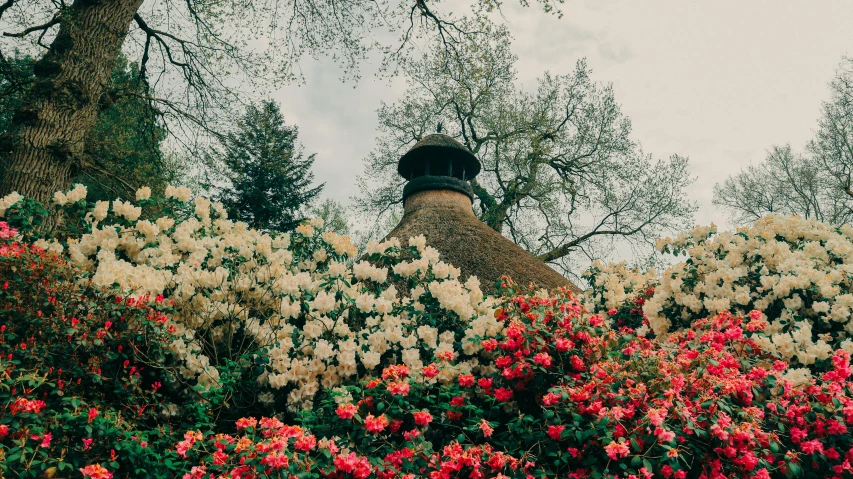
385,134 -> 580,294
386,191 -> 580,294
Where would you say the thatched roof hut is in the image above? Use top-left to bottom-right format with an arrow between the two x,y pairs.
385,134 -> 580,294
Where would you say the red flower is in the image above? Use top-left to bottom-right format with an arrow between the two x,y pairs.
547,425 -> 565,440
88,407 -> 99,423
235,417 -> 258,430
458,374 -> 475,387
494,387 -> 514,402
413,411 -> 433,426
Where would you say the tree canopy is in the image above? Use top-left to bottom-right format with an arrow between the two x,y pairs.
0,0 -> 567,201
356,21 -> 696,275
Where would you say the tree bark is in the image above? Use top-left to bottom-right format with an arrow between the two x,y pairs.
0,0 -> 144,202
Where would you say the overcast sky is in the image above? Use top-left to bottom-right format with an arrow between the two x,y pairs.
272,0 -> 853,233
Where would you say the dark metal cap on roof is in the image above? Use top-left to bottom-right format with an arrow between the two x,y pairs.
397,134 -> 481,181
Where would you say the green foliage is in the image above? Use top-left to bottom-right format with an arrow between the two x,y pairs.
0,235 -> 185,478
207,100 -> 323,232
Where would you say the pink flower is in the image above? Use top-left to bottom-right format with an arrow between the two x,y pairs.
261,451 -> 289,469
753,468 -> 770,479
647,408 -> 666,427
542,392 -> 561,406
555,338 -> 574,352
364,413 -> 389,434
80,464 -> 113,479
182,466 -> 206,479
82,438 -> 94,450
458,374 -> 475,387
235,417 -> 258,430
480,419 -> 494,438
387,380 -> 410,396
294,434 -> 317,452
533,352 -> 553,368
413,411 -> 433,426
604,440 -> 630,460
588,314 -> 604,327
801,439 -> 824,455
39,433 -> 52,448
655,427 -> 675,443
336,403 -> 357,420
334,452 -> 372,479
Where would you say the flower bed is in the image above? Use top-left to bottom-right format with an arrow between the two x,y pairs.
3,189 -> 853,478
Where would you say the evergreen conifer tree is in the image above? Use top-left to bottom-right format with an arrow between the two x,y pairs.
212,101 -> 323,232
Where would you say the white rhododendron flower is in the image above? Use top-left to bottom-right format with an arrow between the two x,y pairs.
11,186 -> 507,411
587,214 -> 853,367
136,186 -> 152,201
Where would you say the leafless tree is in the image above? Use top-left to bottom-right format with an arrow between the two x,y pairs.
715,57 -> 853,227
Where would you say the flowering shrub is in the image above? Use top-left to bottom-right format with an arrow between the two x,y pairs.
177,419 -> 529,479
586,215 -> 853,370
0,221 -> 185,478
183,285 -> 853,479
8,187 -> 853,479
1,185 -> 503,417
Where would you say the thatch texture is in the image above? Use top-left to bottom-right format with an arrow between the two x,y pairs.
385,190 -> 581,294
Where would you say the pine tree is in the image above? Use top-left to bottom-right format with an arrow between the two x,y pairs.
211,101 -> 323,232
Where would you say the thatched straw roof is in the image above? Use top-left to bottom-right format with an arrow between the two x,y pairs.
385,133 -> 580,294
386,189 -> 581,294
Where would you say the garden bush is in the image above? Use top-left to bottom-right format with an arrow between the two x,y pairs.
5,187 -> 853,478
0,221 -> 186,478
586,215 -> 853,372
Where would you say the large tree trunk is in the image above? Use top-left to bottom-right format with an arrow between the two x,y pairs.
0,0 -> 144,202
